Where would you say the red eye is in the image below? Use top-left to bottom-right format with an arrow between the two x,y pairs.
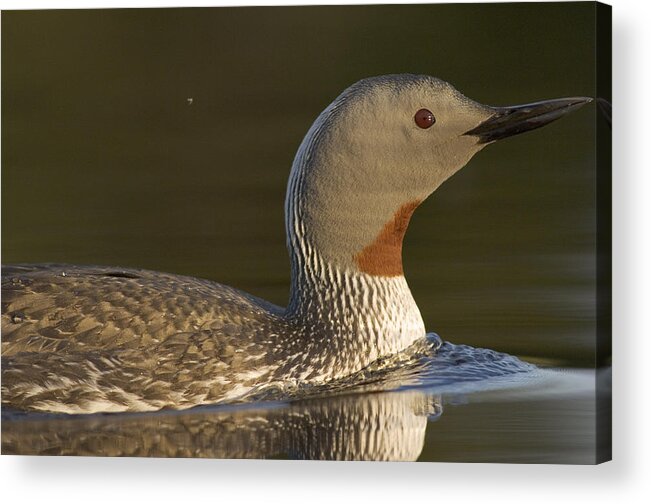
414,108 -> 436,129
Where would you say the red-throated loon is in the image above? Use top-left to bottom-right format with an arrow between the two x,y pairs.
1,74 -> 591,414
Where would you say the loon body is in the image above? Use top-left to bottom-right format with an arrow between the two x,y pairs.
1,74 -> 590,414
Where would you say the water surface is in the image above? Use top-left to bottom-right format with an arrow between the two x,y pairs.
1,341 -> 602,463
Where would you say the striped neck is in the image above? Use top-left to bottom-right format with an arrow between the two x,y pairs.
284,160 -> 425,367
285,253 -> 425,359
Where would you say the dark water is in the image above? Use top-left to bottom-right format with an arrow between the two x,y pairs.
2,5 -> 607,462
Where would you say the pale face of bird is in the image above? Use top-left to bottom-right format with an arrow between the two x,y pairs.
287,74 -> 590,275
308,76 -> 494,203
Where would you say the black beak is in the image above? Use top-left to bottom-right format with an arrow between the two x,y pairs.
464,96 -> 592,144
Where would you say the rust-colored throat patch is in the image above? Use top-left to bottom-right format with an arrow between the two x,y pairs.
354,200 -> 421,277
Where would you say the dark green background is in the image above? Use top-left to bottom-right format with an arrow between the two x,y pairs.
2,3 -> 598,365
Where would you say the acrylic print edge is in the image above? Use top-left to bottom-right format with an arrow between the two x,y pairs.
595,0 -> 612,465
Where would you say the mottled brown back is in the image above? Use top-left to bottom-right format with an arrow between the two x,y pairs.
1,264 -> 285,412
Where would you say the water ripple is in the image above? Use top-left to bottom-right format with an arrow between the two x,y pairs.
247,333 -> 538,403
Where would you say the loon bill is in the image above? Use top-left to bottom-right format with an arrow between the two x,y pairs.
1,74 -> 591,414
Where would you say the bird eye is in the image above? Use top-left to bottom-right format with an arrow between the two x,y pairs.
414,108 -> 436,129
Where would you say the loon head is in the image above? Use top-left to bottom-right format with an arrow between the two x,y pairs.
286,74 -> 591,280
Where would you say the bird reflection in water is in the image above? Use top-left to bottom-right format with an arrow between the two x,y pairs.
3,338 -> 541,460
2,390 -> 441,461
